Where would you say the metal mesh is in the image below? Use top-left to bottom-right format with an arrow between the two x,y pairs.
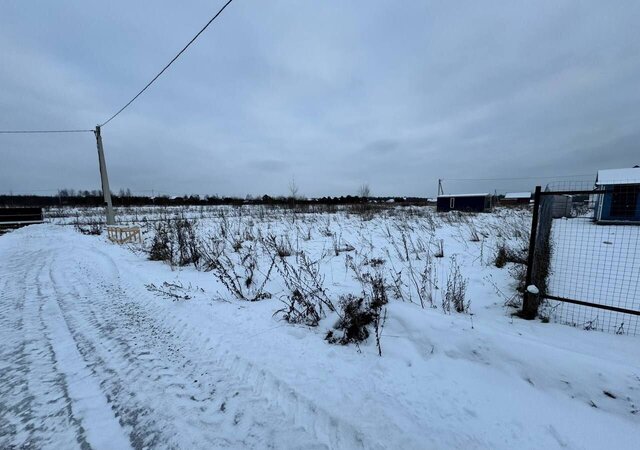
544,180 -> 596,192
535,186 -> 640,335
530,193 -> 554,296
543,302 -> 638,336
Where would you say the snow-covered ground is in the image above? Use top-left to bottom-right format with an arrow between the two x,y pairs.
1,209 -> 639,449
44,204 -> 297,225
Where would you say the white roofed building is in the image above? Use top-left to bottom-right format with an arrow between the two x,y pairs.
502,192 -> 532,205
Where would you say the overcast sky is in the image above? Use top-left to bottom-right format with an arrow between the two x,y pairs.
1,0 -> 639,197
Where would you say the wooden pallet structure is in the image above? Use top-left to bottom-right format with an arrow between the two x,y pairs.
107,226 -> 142,244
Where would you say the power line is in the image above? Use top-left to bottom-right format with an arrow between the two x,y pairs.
443,173 -> 594,182
0,129 -> 93,134
100,0 -> 236,127
1,0 -> 235,134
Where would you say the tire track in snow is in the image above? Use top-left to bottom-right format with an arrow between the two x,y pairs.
48,252 -> 185,449
53,243 -> 370,449
1,250 -> 88,449
0,252 -> 36,448
2,229 -> 371,449
105,247 -> 371,450
111,253 -> 371,450
40,258 -> 131,450
48,248 -> 322,449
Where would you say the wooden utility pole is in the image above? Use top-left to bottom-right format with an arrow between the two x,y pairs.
94,125 -> 115,225
522,185 -> 542,319
437,179 -> 444,196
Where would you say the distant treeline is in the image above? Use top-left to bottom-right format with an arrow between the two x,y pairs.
0,190 -> 431,208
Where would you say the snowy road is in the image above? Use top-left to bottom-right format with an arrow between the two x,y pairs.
0,227 -> 354,449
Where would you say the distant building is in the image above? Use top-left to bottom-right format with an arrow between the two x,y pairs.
551,195 -> 572,218
501,192 -> 532,205
436,193 -> 491,213
594,167 -> 640,224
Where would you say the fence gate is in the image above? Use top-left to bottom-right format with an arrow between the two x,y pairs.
524,185 -> 640,335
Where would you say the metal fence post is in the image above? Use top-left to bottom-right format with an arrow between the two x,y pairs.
522,185 -> 542,319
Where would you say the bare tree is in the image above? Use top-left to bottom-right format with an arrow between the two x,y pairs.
358,183 -> 371,200
288,177 -> 299,200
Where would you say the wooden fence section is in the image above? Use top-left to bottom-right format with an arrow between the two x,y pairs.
107,226 -> 142,244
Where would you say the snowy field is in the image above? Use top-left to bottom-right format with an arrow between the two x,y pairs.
45,204 -> 246,225
1,206 -> 639,449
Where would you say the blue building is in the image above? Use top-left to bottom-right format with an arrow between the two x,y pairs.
594,167 -> 640,224
436,193 -> 492,213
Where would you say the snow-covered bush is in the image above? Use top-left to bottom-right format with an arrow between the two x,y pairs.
274,251 -> 335,326
264,233 -> 293,258
201,238 -> 274,301
75,223 -> 102,236
148,218 -> 201,267
494,244 -> 509,268
149,222 -> 173,263
443,257 -> 469,313
175,218 -> 201,267
327,272 -> 388,355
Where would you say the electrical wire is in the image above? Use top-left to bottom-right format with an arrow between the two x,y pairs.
0,129 -> 93,134
1,1 -> 235,134
442,174 -> 594,182
99,0 -> 235,127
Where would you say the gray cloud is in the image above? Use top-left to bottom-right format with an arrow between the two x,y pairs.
361,140 -> 399,156
1,0 -> 639,197
245,159 -> 288,173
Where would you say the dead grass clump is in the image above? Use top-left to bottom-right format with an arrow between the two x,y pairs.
442,257 -> 469,313
149,222 -> 172,263
327,272 -> 388,356
201,239 -> 275,301
274,251 -> 335,326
